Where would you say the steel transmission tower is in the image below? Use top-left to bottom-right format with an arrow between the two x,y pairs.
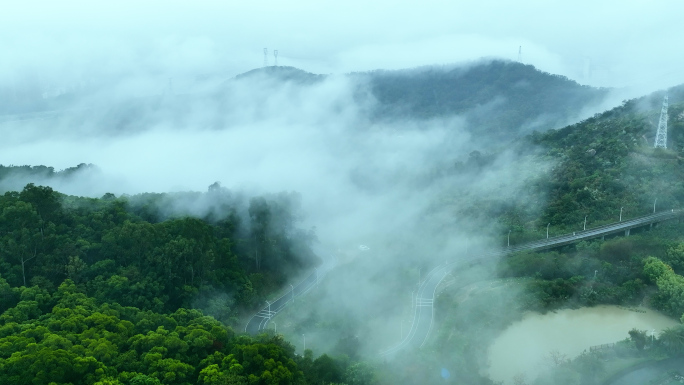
517,46 -> 522,62
654,95 -> 669,148
273,50 -> 278,66
263,48 -> 268,67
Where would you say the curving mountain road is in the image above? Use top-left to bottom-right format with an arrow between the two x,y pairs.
244,247 -> 337,334
380,210 -> 683,357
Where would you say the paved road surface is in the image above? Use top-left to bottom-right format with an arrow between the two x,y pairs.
380,210 -> 683,357
244,246 -> 337,334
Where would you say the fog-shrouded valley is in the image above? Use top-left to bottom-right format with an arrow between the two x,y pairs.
3,2 -> 684,385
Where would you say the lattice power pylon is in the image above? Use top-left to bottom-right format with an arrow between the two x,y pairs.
654,95 -> 669,148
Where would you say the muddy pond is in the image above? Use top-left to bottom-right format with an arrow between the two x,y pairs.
487,305 -> 680,384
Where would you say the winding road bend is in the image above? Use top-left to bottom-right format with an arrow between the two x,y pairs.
244,248 -> 337,334
380,209 -> 683,357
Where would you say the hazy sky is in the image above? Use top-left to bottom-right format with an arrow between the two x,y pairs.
2,0 -> 684,91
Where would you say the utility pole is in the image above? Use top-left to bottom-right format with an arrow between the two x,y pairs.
517,46 -> 522,62
620,207 -> 623,222
584,216 -> 587,231
654,95 -> 668,148
654,198 -> 658,213
546,223 -> 550,239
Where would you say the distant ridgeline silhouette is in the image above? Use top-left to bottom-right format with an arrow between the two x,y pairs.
233,66 -> 326,85
232,60 -> 610,142
357,60 -> 608,137
0,164 -> 97,193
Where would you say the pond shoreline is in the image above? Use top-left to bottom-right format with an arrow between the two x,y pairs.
604,356 -> 684,385
487,305 -> 680,385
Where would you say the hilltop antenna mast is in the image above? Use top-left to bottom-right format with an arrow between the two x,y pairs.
273,50 -> 278,66
517,46 -> 522,62
263,48 -> 268,67
654,95 -> 669,148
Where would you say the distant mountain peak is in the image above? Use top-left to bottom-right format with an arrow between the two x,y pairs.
233,66 -> 325,85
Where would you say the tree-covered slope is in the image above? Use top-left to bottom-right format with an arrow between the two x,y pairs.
1,60 -> 607,147
357,60 -> 608,137
0,280 -> 371,385
232,66 -> 326,85
0,180 -> 377,384
437,84 -> 684,241
0,163 -> 97,194
0,182 -> 319,323
530,86 -> 684,229
226,60 -> 608,143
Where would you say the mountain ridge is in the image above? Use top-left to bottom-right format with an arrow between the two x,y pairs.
232,60 -> 610,142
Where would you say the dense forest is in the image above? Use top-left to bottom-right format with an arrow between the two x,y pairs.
2,69 -> 684,384
230,61 -> 608,143
0,279 -> 373,385
532,90 -> 684,228
443,84 -> 684,245
357,60 -> 607,138
0,182 -> 320,317
0,182 -> 373,384
0,61 -> 608,151
0,164 -> 98,194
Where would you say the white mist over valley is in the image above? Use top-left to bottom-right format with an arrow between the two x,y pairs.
1,2 -> 684,385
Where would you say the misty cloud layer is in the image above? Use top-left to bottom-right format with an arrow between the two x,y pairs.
0,67 -> 559,252
2,0 -> 684,97
0,65 -> 569,371
2,4 -> 683,385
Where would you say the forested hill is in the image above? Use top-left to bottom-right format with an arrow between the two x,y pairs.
356,60 -> 608,137
531,85 -> 684,228
232,60 -> 609,142
2,61 -> 607,146
0,181 -> 378,384
232,66 -> 325,85
457,84 -> 684,242
438,84 -> 684,246
0,182 -> 319,319
0,163 -> 97,194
